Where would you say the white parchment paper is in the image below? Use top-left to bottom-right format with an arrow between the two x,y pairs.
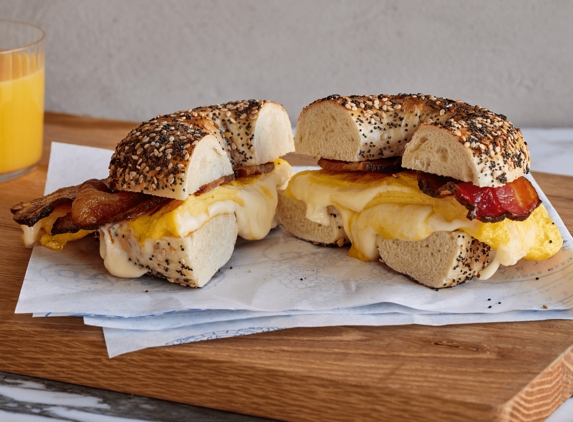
14,142 -> 573,357
82,303 -> 434,331
101,308 -> 573,357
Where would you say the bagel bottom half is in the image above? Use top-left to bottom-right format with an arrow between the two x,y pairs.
275,190 -> 349,247
277,191 -> 491,289
99,213 -> 238,287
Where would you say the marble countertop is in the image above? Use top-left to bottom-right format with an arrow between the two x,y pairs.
0,371 -> 271,422
2,128 -> 573,422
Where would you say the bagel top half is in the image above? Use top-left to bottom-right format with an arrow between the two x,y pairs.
108,99 -> 294,200
294,94 -> 529,187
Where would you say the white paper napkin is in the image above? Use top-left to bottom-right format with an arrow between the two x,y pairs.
14,142 -> 573,357
101,308 -> 573,358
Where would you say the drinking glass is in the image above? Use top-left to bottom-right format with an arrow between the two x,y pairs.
0,19 -> 45,182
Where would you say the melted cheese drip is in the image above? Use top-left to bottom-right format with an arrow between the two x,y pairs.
20,210 -> 93,251
99,226 -> 148,278
287,170 -> 563,280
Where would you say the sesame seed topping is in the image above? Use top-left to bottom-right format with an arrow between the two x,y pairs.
310,93 -> 530,186
108,99 -> 275,194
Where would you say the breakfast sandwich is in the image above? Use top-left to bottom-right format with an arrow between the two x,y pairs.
277,94 -> 562,288
12,99 -> 295,287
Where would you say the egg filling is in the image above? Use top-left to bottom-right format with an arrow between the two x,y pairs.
125,158 -> 292,243
286,169 -> 562,280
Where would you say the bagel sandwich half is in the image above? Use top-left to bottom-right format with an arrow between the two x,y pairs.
12,99 -> 294,287
277,94 -> 562,288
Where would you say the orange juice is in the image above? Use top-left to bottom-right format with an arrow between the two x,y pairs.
0,20 -> 45,181
0,61 -> 44,175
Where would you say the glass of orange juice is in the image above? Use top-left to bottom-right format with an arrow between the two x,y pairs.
0,20 -> 45,182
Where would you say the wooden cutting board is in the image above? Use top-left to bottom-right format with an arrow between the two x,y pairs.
1,113 -> 573,422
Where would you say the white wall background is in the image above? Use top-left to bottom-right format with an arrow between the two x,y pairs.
1,0 -> 572,127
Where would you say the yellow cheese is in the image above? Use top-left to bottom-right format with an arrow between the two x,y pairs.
128,158 -> 292,243
287,169 -> 563,279
21,210 -> 93,251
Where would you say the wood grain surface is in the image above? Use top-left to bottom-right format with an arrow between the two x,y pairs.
1,112 -> 573,422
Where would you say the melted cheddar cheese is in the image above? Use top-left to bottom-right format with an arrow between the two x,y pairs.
286,169 -> 562,280
127,158 -> 292,242
21,209 -> 94,251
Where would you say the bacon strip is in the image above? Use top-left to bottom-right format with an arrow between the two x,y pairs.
195,163 -> 274,196
418,172 -> 541,222
11,184 -> 81,226
12,168 -> 246,236
233,162 -> 275,178
51,180 -> 172,234
417,173 -> 458,198
11,178 -> 172,235
318,157 -> 403,174
193,174 -> 235,196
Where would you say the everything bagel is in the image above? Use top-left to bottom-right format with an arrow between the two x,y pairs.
294,94 -> 529,187
278,94 -> 561,288
109,99 -> 294,200
12,99 -> 295,287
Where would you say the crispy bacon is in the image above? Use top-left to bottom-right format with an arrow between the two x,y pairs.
318,157 -> 403,174
195,162 -> 275,196
193,174 -> 235,196
418,173 -> 459,198
51,180 -> 172,234
11,184 -> 81,226
233,162 -> 275,178
11,178 -> 172,235
417,172 -> 541,222
12,165 -> 260,237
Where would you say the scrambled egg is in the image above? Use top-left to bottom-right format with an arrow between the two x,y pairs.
128,158 -> 291,242
286,170 -> 562,278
